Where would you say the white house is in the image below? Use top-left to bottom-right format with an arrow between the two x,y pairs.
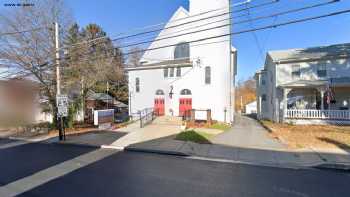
127,0 -> 236,123
245,101 -> 257,114
0,79 -> 53,124
255,43 -> 350,125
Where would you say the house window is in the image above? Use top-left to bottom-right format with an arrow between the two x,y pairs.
291,65 -> 301,79
262,94 -> 266,101
261,79 -> 266,85
170,67 -> 174,77
174,42 -> 190,59
164,68 -> 168,78
135,77 -> 140,93
317,64 -> 327,78
176,67 -> 181,77
205,66 -> 211,84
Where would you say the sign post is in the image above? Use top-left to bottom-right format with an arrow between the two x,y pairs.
56,94 -> 68,141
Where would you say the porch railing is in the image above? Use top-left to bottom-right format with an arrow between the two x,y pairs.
286,109 -> 350,120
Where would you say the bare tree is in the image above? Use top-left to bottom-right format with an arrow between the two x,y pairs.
0,0 -> 73,126
235,77 -> 256,112
127,47 -> 143,66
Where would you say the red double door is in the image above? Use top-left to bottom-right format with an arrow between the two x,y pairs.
179,98 -> 192,116
154,98 -> 165,116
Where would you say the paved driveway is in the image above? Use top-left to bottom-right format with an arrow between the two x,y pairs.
108,116 -> 182,149
56,131 -> 127,147
211,114 -> 285,149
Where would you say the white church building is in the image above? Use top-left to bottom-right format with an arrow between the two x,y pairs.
127,0 -> 237,123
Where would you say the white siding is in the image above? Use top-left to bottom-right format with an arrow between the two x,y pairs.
128,0 -> 234,123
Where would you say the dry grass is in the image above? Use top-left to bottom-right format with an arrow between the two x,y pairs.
261,121 -> 350,150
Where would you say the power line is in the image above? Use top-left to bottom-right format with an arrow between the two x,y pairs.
58,0 -> 278,51
122,8 -> 350,56
110,0 -> 251,37
0,27 -> 46,37
62,0 -> 336,55
57,0 -> 252,51
119,23 -> 230,49
4,4 -> 348,79
55,8 -> 350,68
234,0 -> 339,26
110,0 -> 341,49
54,38 -> 231,69
0,62 -> 53,80
247,3 -> 265,61
58,8 -> 350,68
111,0 -> 278,42
120,0 -> 338,47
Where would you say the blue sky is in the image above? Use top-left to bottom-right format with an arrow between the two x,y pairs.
2,0 -> 350,81
63,0 -> 350,81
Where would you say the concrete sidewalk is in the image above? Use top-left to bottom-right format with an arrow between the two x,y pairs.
106,116 -> 182,149
125,139 -> 350,169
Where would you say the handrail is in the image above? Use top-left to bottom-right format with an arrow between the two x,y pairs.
138,108 -> 156,128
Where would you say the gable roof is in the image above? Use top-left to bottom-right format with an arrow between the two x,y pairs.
167,6 -> 190,24
127,6 -> 190,71
268,43 -> 350,64
86,90 -> 128,107
86,90 -> 113,101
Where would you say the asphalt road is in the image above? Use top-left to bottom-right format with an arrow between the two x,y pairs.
0,139 -> 349,197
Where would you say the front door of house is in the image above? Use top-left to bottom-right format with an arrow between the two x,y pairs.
179,98 -> 192,116
154,98 -> 165,116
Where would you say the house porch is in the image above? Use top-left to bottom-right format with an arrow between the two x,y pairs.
279,81 -> 350,124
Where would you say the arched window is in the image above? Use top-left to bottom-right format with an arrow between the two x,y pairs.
180,89 -> 192,95
174,42 -> 190,59
155,89 -> 164,95
205,66 -> 211,84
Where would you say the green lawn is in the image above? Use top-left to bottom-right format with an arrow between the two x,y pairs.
208,123 -> 231,131
175,130 -> 214,144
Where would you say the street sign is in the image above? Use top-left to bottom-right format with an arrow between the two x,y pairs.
56,94 -> 68,117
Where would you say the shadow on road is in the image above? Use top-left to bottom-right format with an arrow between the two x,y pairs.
0,139 -> 97,186
14,150 -> 350,197
59,130 -> 128,147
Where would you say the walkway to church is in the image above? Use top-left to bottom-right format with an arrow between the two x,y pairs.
104,116 -> 182,149
211,114 -> 285,149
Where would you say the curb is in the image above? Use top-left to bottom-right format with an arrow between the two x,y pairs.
314,163 -> 350,171
51,141 -> 101,149
125,146 -> 190,157
8,136 -> 52,142
101,145 -> 124,150
121,146 -> 350,171
186,156 -> 305,170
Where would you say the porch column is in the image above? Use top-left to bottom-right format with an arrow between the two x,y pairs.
283,88 -> 291,123
320,90 -> 324,110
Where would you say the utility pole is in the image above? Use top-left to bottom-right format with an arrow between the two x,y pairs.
106,81 -> 109,109
55,22 -> 61,95
55,22 -> 64,141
